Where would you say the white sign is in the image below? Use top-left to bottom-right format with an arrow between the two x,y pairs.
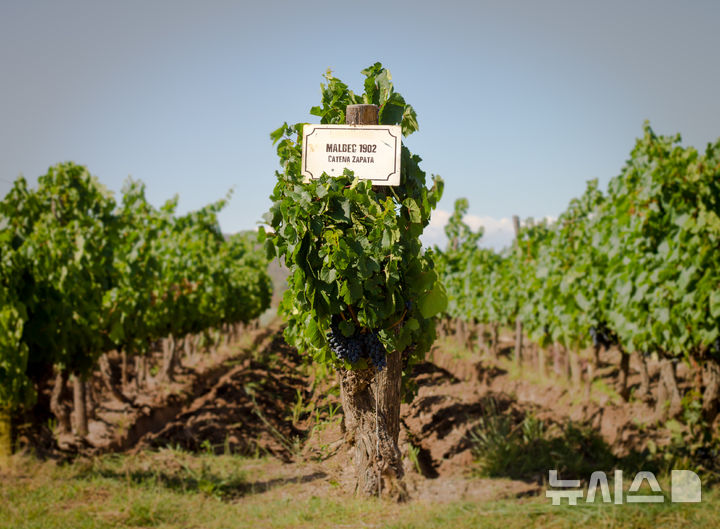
301,124 -> 402,186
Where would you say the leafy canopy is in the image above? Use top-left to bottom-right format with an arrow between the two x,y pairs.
261,63 -> 445,373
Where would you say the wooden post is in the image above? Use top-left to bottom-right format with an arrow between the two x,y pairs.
703,358 -> 720,424
512,215 -> 523,365
553,343 -> 564,377
50,369 -> 72,435
537,347 -> 546,378
656,358 -> 683,419
637,351 -> 651,401
569,351 -> 582,387
585,358 -> 594,400
0,406 -> 11,467
617,350 -> 631,401
492,322 -> 500,358
346,104 -> 379,125
72,373 -> 88,437
121,350 -> 128,390
338,103 -> 406,499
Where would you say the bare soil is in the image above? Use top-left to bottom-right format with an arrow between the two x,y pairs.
26,324 -> 691,503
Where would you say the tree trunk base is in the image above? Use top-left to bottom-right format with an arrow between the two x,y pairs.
514,319 -> 522,365
339,351 -> 407,500
537,347 -> 546,379
585,359 -> 594,401
569,351 -> 582,387
656,359 -> 682,420
492,324 -> 499,359
617,352 -> 630,401
50,369 -> 72,435
121,350 -> 129,391
637,352 -> 652,403
99,354 -> 135,406
0,406 -> 11,467
703,358 -> 720,424
72,373 -> 88,438
161,335 -> 179,382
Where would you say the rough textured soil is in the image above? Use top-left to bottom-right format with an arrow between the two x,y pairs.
34,324 -> 683,503
138,332 -> 308,461
425,343 -> 674,458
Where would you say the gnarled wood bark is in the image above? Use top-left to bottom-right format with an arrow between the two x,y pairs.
72,373 -> 88,437
0,406 -> 11,466
183,334 -> 195,361
569,351 -> 582,387
121,350 -> 129,390
135,355 -> 144,391
636,351 -> 651,402
514,319 -> 523,365
86,378 -> 97,420
492,323 -> 500,358
702,358 -> 720,424
50,369 -> 72,435
537,347 -> 546,378
656,359 -> 682,419
99,354 -> 135,406
339,349 -> 406,500
553,343 -> 566,377
456,319 -> 467,349
161,335 -> 179,382
617,351 -> 630,401
585,356 -> 594,401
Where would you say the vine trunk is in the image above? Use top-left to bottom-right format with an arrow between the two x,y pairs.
339,350 -> 407,500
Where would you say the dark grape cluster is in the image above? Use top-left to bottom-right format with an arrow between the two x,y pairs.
362,331 -> 387,370
326,317 -> 387,371
589,323 -> 618,349
327,321 -> 361,363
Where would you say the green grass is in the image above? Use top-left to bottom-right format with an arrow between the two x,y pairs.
468,400 -> 622,482
591,378 -> 623,405
1,449 -> 718,529
433,335 -> 476,361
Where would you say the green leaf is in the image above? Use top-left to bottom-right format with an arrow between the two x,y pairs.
380,102 -> 404,126
710,290 -> 720,318
320,267 -> 337,283
108,319 -> 124,343
305,318 -> 324,348
403,198 -> 422,223
419,284 -> 448,319
415,270 -> 437,292
339,319 -> 355,337
575,292 -> 590,312
264,238 -> 276,260
270,123 -> 288,144
258,64 -> 442,376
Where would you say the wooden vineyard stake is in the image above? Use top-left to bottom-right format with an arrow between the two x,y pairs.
513,215 -> 523,365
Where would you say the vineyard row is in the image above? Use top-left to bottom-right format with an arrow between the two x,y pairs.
0,163 -> 272,456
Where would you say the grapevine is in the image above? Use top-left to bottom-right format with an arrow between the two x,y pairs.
0,162 -> 273,448
261,63 -> 445,497
434,122 -> 720,421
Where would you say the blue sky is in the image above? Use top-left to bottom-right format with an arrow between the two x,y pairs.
2,0 -> 719,249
